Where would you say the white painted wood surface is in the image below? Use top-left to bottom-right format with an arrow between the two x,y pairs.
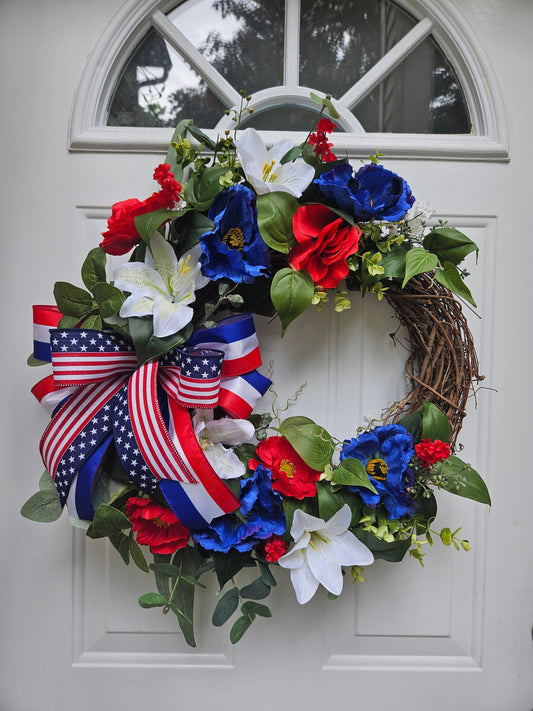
1,1 -> 532,709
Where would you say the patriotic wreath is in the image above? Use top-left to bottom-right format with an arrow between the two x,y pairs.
24,94 -> 490,646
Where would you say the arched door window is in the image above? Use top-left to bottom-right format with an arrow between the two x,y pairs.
70,0 -> 507,159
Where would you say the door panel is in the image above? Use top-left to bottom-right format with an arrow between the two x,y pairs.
2,1 -> 532,709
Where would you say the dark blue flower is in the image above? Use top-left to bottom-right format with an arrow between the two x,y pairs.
191,465 -> 286,553
340,424 -> 417,519
199,183 -> 270,284
315,163 -> 415,222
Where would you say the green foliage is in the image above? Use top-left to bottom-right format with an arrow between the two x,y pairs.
171,209 -> 214,256
421,401 -> 452,443
20,470 -> 62,523
128,316 -> 192,364
270,268 -> 315,335
331,457 -> 378,493
353,529 -> 411,562
54,281 -> 93,318
91,282 -> 125,319
134,210 -> 180,246
184,166 -> 230,211
212,587 -> 240,626
435,261 -> 476,307
211,549 -> 251,589
437,456 -> 491,505
316,481 -> 361,527
279,416 -> 334,470
402,247 -> 439,287
256,192 -> 299,253
81,247 -> 107,291
423,227 -> 478,266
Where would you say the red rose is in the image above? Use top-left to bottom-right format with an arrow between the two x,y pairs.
414,439 -> 451,468
289,204 -> 361,289
125,496 -> 190,554
250,436 -> 321,499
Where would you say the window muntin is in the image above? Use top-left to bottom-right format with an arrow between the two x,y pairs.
107,0 -> 471,134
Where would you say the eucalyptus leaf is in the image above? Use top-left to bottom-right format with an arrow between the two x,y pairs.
230,615 -> 252,644
108,531 -> 131,565
39,469 -> 57,493
256,192 -> 299,253
138,592 -> 168,609
86,503 -> 132,539
129,536 -> 149,573
402,248 -> 438,288
240,577 -> 271,600
211,550 -> 251,589
270,268 -> 314,335
20,490 -> 62,523
212,586 -> 240,626
258,560 -> 277,588
240,601 -> 271,618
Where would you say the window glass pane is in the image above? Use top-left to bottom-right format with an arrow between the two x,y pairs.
243,104 -> 340,131
356,36 -> 471,133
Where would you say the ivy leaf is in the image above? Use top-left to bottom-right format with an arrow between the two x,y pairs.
423,227 -> 478,266
421,401 -> 452,443
53,281 -> 94,318
279,418 -> 334,470
438,456 -> 491,505
331,458 -> 378,493
212,586 -> 240,627
81,247 -> 107,291
435,262 -> 477,307
271,268 -> 314,335
256,192 -> 299,253
402,247 -> 438,288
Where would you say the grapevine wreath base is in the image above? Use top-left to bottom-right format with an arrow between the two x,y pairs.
24,95 -> 490,646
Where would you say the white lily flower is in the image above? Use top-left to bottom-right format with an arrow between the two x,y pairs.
278,504 -> 374,604
193,410 -> 255,480
235,127 -> 315,198
113,233 -> 209,338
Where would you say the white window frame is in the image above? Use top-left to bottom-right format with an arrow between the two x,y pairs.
68,0 -> 509,161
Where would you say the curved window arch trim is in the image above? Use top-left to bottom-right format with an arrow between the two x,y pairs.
68,0 -> 509,161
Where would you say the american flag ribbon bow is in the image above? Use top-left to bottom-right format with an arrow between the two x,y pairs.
32,311 -> 270,530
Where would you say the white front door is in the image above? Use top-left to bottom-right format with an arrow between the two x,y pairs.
2,1 -> 532,709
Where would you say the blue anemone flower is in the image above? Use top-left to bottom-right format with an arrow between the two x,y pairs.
191,465 -> 285,553
199,183 -> 270,284
315,163 -> 415,222
340,424 -> 417,519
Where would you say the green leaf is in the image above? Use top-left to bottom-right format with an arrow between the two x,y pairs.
171,209 -> 213,256
152,553 -> 172,599
212,586 -> 240,626
169,546 -> 206,647
278,420 -> 334,470
241,601 -> 272,618
379,246 -> 408,279
138,592 -> 168,609
240,577 -> 271,600
438,456 -> 491,505
352,529 -> 411,562
80,314 -> 102,329
230,615 -> 252,644
39,469 -> 56,493
150,562 -> 183,577
316,481 -> 362,526
185,166 -> 230,211
397,411 -> 423,442
331,458 -> 378,493
434,261 -> 477,307
211,550 -> 251,589
129,536 -> 149,573
423,227 -> 478,266
20,489 -> 62,522
280,145 -> 303,165
271,268 -> 314,335
134,210 -> 180,246
108,531 -> 131,565
128,316 -> 192,364
186,123 -> 217,151
86,503 -> 132,539
91,282 -> 125,318
258,561 -> 277,588
402,247 -> 439,288
256,192 -> 299,253
58,314 -> 81,328
166,118 -> 193,172
81,247 -> 107,291
309,92 -> 340,118
421,401 -> 452,443
53,281 -> 94,318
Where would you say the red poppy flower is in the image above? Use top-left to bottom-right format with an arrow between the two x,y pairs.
125,496 -> 190,554
414,439 -> 451,468
289,204 -> 361,289
250,436 -> 321,499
